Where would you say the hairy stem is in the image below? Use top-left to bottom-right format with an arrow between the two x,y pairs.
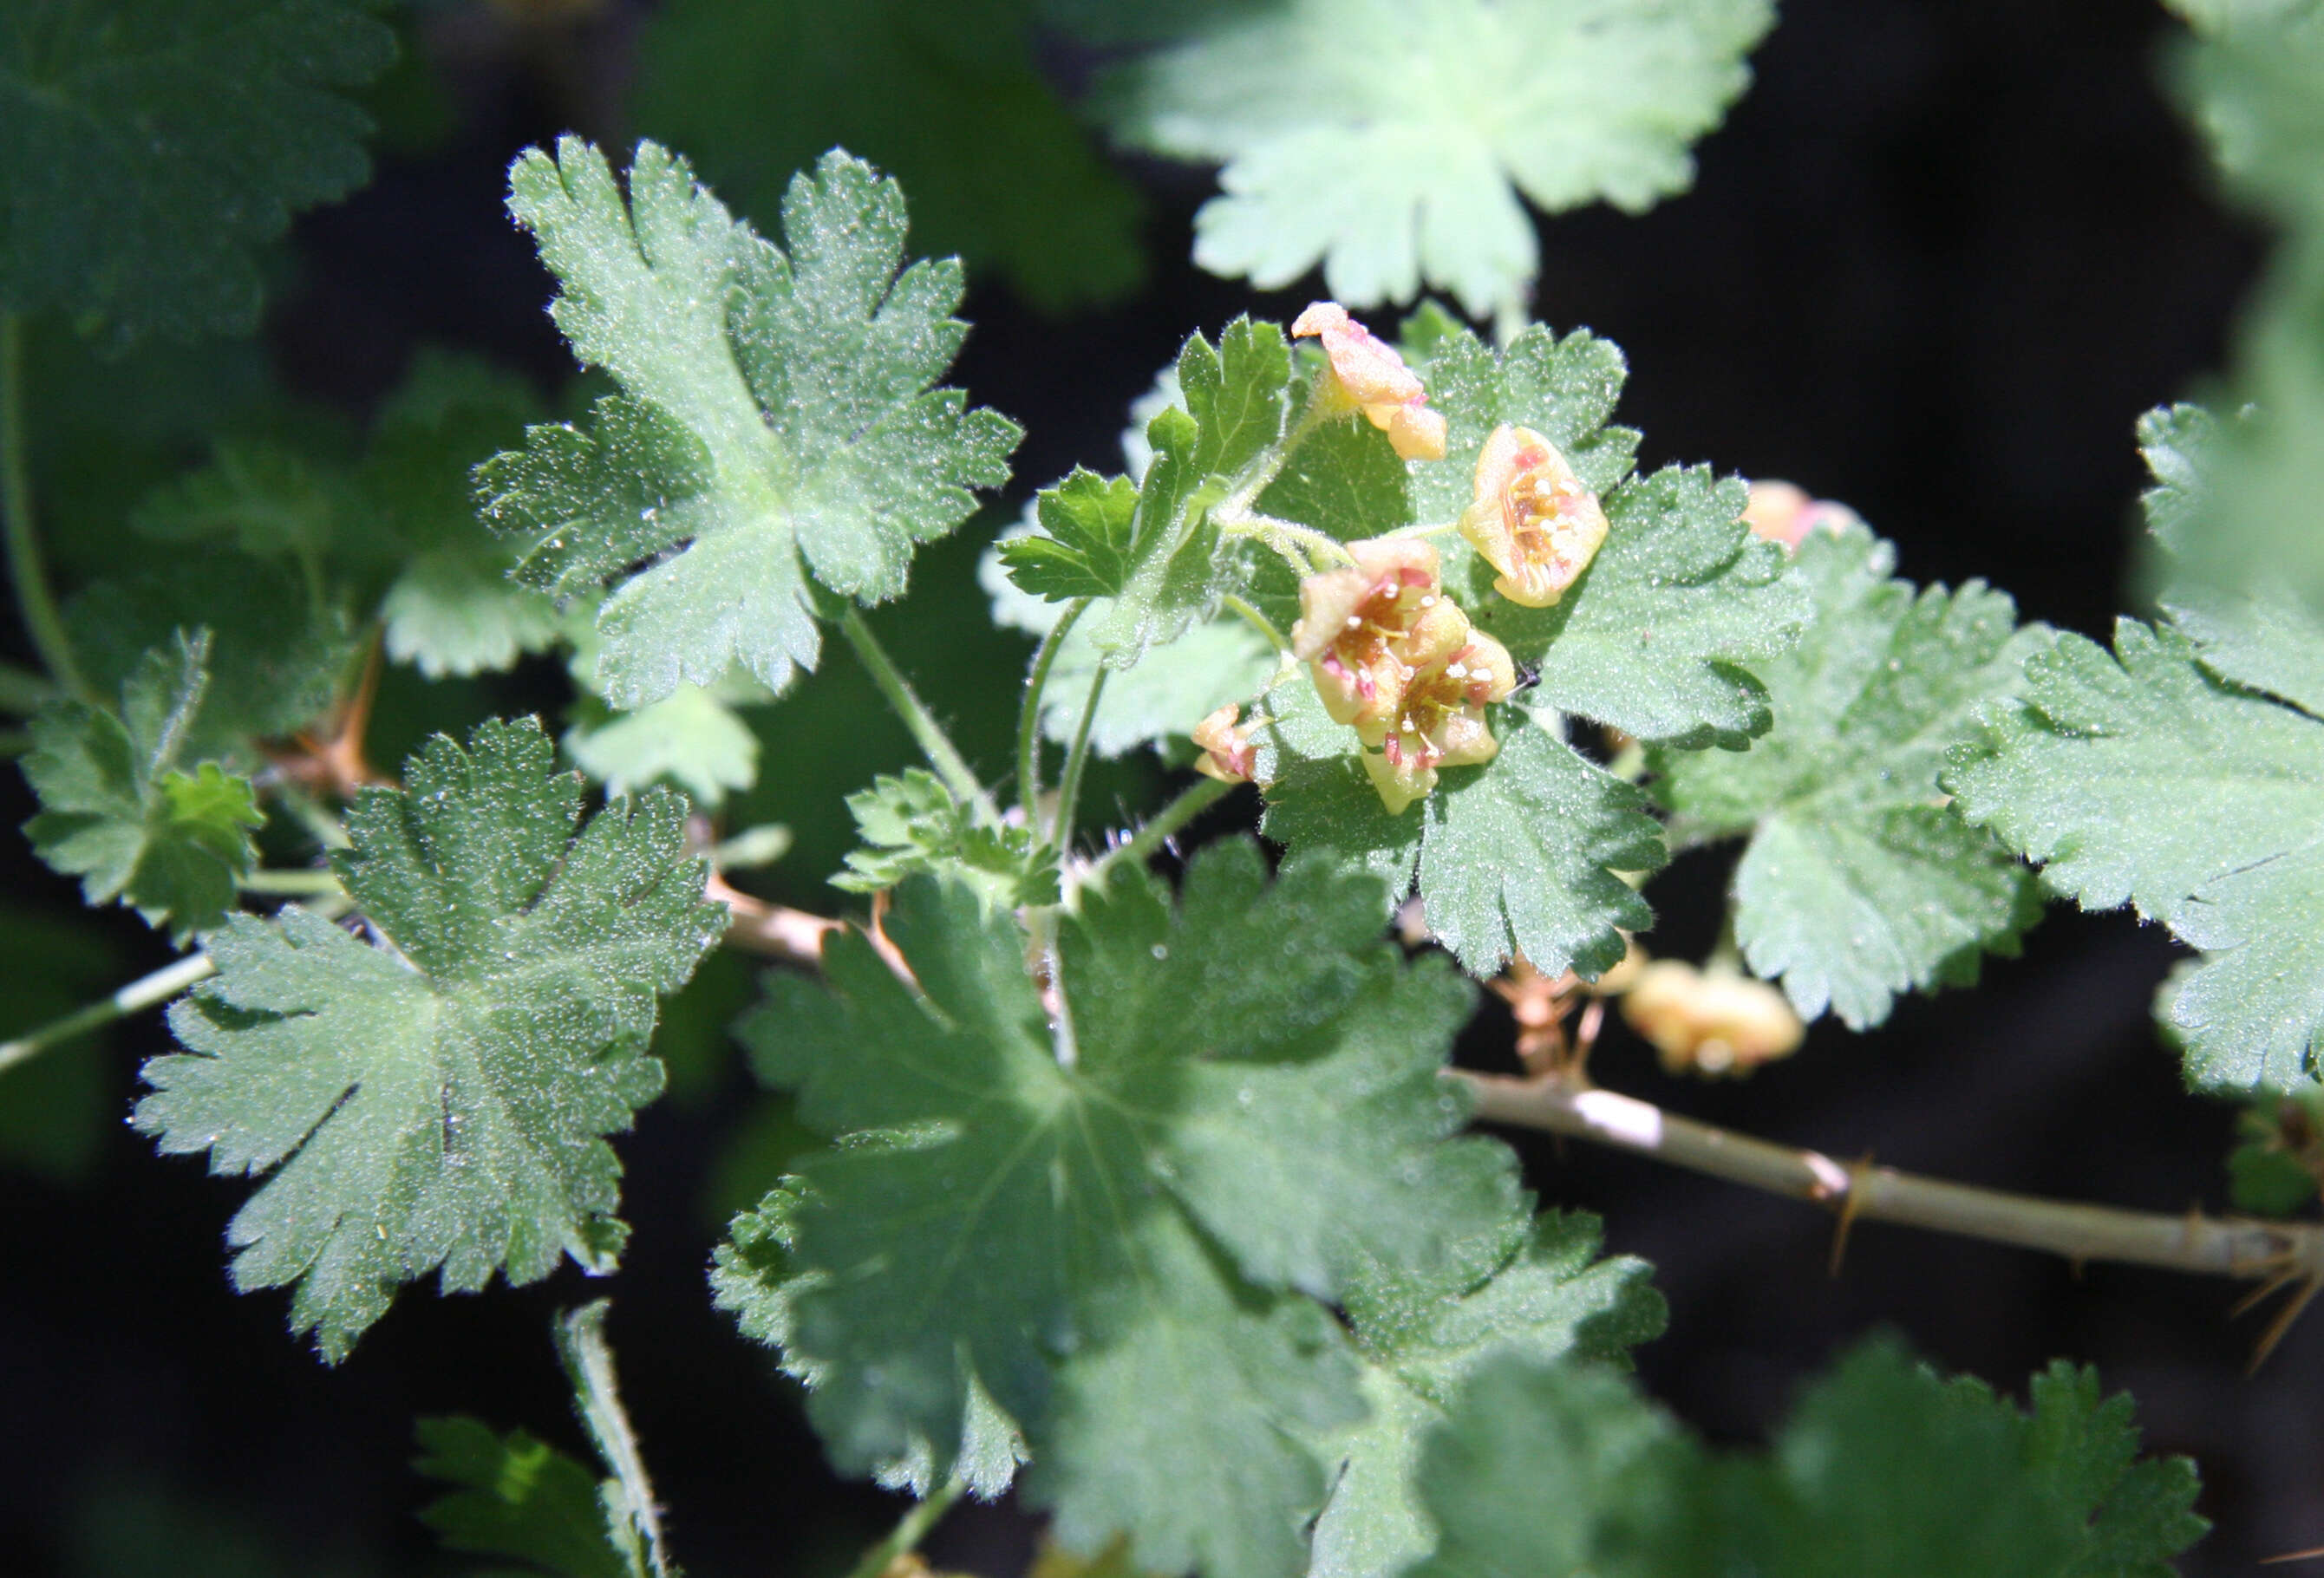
842,609 -> 994,819
0,952 -> 219,1079
1017,596 -> 1091,826
1220,593 -> 1290,655
557,1301 -> 672,1578
238,869 -> 348,897
1086,775 -> 1237,888
0,658 -> 55,714
844,1477 -> 967,1578
1051,668 -> 1108,857
1457,1070 -> 2324,1285
0,313 -> 92,703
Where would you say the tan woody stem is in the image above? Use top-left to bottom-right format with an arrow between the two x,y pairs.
1456,1069 -> 2324,1290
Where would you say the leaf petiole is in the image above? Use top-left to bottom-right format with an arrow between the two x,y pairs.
842,1477 -> 966,1578
0,951 -> 218,1080
840,608 -> 996,822
1017,595 -> 1093,826
0,313 -> 94,703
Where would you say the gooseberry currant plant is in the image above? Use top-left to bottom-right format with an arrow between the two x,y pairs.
4,1 -> 2321,1575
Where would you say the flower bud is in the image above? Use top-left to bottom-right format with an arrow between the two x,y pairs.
1743,479 -> 1862,551
1191,705 -> 1259,785
1621,960 -> 1804,1077
1458,425 -> 1609,607
1291,302 -> 1449,461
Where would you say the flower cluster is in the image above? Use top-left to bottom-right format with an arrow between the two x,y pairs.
1458,424 -> 1609,607
1292,302 -> 1448,461
1289,538 -> 1515,814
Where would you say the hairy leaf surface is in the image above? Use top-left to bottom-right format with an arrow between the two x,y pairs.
635,0 -> 1144,312
1411,1341 -> 2203,1578
1094,0 -> 1772,316
413,1417 -> 631,1578
22,633 -> 260,942
715,843 -> 1524,1578
1309,1209 -> 1665,1578
1947,620 -> 2324,1089
0,0 -> 395,340
480,140 -> 1018,707
1652,525 -> 2049,1027
134,719 -> 726,1359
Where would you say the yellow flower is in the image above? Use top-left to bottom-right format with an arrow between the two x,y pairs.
1621,960 -> 1804,1077
1289,537 -> 1516,813
1290,537 -> 1458,736
1359,625 -> 1517,814
1457,424 -> 1609,608
1191,705 -> 1259,785
1742,479 -> 1862,552
1290,302 -> 1448,461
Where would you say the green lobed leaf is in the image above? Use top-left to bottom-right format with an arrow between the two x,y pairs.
2139,401 -> 2324,716
2169,3 -> 2324,248
1092,0 -> 1772,318
1080,319 -> 1296,668
1945,619 -> 2324,1090
1650,525 -> 2050,1028
832,767 -> 1060,909
1409,1340 -> 2203,1578
634,0 -> 1146,313
21,631 -> 261,942
413,1417 -> 631,1578
715,841 -> 1524,1578
562,622 -> 767,808
0,0 -> 396,341
65,554 -> 356,761
1309,1208 -> 1665,1578
134,717 -> 727,1360
367,351 -> 563,681
1000,470 -> 1142,600
480,140 -> 1020,707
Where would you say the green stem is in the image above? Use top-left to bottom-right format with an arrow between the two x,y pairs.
844,1477 -> 967,1578
270,783 -> 353,851
0,313 -> 92,703
557,1301 -> 671,1578
0,658 -> 55,714
1220,594 -> 1290,655
1016,597 -> 1092,826
0,952 -> 218,1080
1087,775 -> 1235,886
1050,668 -> 1107,857
237,868 -> 347,897
841,609 -> 994,819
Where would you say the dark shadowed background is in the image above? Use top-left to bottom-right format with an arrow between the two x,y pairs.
3,1 -> 2311,1574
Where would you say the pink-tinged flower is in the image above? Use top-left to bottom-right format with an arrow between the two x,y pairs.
1291,537 -> 1460,735
1742,479 -> 1862,552
1621,960 -> 1804,1077
1291,302 -> 1448,462
1191,705 -> 1259,785
1358,626 -> 1517,813
1458,424 -> 1609,608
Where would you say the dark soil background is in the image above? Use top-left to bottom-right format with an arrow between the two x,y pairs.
3,1 -> 2314,1574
